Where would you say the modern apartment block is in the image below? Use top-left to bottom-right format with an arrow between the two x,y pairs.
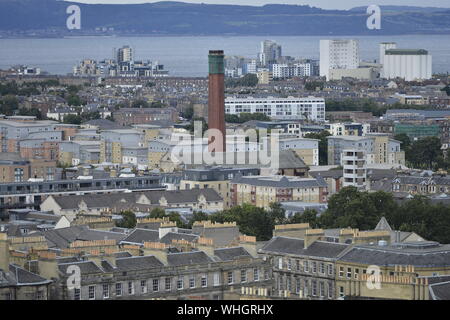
320,39 -> 360,81
100,129 -> 144,164
225,96 -> 326,122
327,135 -> 404,166
259,40 -> 282,67
342,150 -> 367,190
325,123 -> 371,137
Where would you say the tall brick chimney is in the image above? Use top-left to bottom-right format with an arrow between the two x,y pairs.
208,50 -> 226,153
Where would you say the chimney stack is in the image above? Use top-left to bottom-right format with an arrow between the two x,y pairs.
208,50 -> 226,153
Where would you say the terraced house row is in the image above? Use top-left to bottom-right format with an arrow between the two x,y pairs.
1,218 -> 450,300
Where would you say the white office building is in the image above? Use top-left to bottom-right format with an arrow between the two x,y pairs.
381,44 -> 432,81
259,40 -> 282,67
320,39 -> 360,81
225,96 -> 326,122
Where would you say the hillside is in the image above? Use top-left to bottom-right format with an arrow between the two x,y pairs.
0,0 -> 449,36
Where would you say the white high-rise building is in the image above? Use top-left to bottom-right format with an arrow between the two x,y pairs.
342,149 -> 367,190
259,40 -> 282,67
380,43 -> 432,81
320,39 -> 360,81
117,46 -> 133,63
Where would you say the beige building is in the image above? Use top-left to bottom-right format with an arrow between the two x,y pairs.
230,175 -> 328,210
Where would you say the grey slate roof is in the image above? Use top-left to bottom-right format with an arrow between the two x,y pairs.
7,264 -> 52,286
167,251 -> 213,266
338,244 -> 450,267
43,226 -> 126,248
214,247 -> 252,261
121,228 -> 159,245
159,232 -> 199,244
114,255 -> 164,271
58,261 -> 103,275
429,281 -> 450,300
260,236 -> 349,259
231,175 -> 327,188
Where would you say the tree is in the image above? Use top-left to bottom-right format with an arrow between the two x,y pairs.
441,85 -> 450,96
407,136 -> 442,169
181,104 -> 194,120
116,211 -> 137,228
131,99 -> 150,108
17,107 -> 44,119
225,74 -> 259,88
149,207 -> 166,218
304,130 -> 331,165
268,202 -> 287,225
319,187 -> 395,230
63,114 -> 82,125
225,112 -> 271,124
288,209 -> 320,228
209,204 -> 275,241
304,81 -> 324,91
67,94 -> 83,106
0,95 -> 19,115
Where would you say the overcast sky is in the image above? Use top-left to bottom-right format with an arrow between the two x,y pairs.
67,0 -> 450,10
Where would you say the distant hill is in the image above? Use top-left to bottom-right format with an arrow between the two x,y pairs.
350,5 -> 449,13
0,0 -> 450,36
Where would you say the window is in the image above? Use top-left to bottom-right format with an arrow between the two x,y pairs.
102,284 -> 109,299
213,273 -> 220,286
287,277 -> 292,291
88,285 -> 95,300
201,275 -> 207,288
296,260 -> 301,271
339,286 -> 345,298
287,259 -> 292,270
240,270 -> 247,283
165,278 -> 172,291
328,283 -> 333,299
339,266 -> 344,278
278,257 -> 283,269
253,268 -> 259,282
264,269 -> 270,280
177,276 -> 184,290
189,276 -> 195,289
312,261 -> 317,273
74,288 -> 81,300
354,268 -> 359,280
115,283 -> 122,297
347,268 -> 352,279
128,281 -> 134,295
311,281 -> 317,297
319,282 -> 325,297
227,271 -> 234,284
296,278 -> 301,294
141,280 -> 148,294
319,262 -> 325,274
327,264 -> 334,276
304,261 -> 309,272
152,279 -> 159,292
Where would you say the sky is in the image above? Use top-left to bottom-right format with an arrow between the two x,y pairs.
67,0 -> 450,10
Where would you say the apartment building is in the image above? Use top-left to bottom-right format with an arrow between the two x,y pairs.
113,108 -> 178,126
180,167 -> 260,208
260,136 -> 319,166
100,129 -> 144,164
320,39 -> 360,81
325,123 -> 370,137
225,96 -> 326,122
327,135 -> 404,166
230,175 -> 328,209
